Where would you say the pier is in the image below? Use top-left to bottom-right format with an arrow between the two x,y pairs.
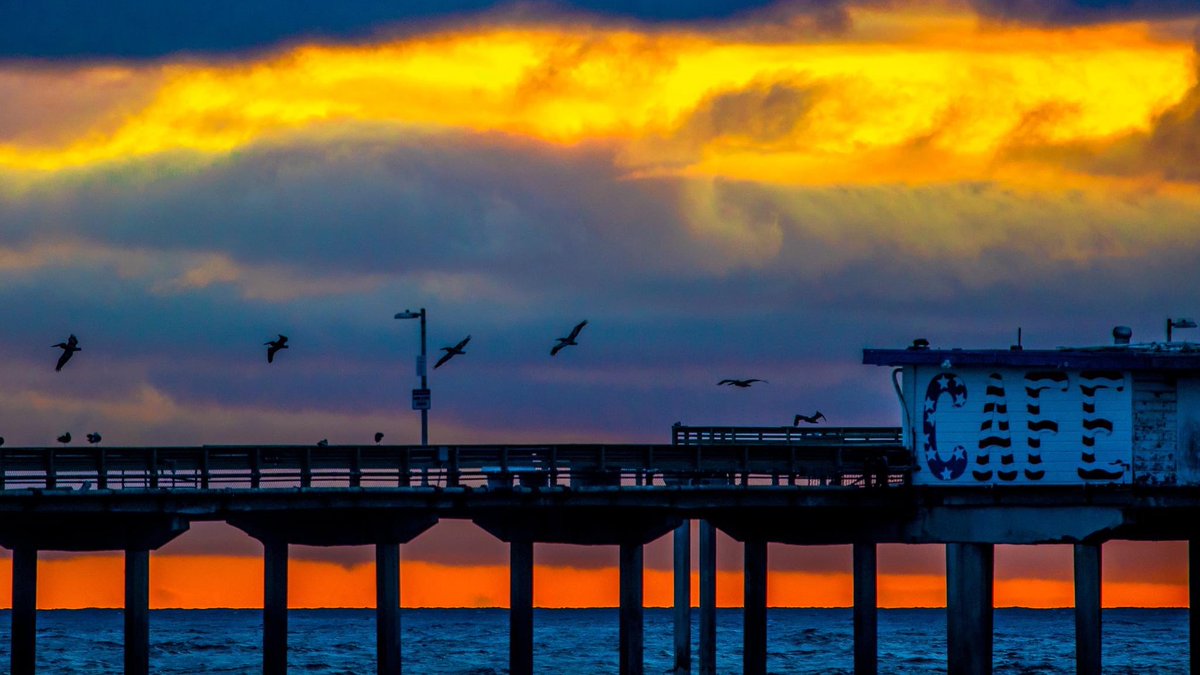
0,427 -> 1197,674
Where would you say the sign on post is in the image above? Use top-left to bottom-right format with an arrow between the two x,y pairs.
412,388 -> 431,410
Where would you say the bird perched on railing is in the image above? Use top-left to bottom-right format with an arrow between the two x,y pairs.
57,432 -> 71,444
794,412 -> 826,425
718,379 -> 767,388
317,438 -> 328,447
0,437 -> 5,447
52,334 -> 81,371
551,320 -> 588,356
374,432 -> 384,444
435,335 -> 470,369
264,334 -> 288,363
86,432 -> 102,444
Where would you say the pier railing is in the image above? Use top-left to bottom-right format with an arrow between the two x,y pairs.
0,436 -> 911,491
671,424 -> 903,446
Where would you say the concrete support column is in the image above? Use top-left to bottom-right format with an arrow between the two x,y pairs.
1074,543 -> 1102,675
619,543 -> 644,675
1191,538 -> 1200,675
698,520 -> 717,675
510,540 -> 534,675
125,549 -> 150,675
853,543 -> 878,675
946,543 -> 993,675
376,543 -> 401,675
673,522 -> 691,675
743,540 -> 768,675
11,546 -> 37,675
263,540 -> 288,675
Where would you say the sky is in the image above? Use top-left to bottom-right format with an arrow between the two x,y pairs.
1,0 -> 1199,609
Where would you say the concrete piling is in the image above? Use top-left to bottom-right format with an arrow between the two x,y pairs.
376,543 -> 402,675
1074,543 -> 1102,675
125,548 -> 150,675
853,542 -> 878,675
673,522 -> 691,675
11,546 -> 36,675
698,521 -> 717,675
946,543 -> 993,675
743,540 -> 768,675
510,540 -> 534,675
263,539 -> 288,675
619,543 -> 644,675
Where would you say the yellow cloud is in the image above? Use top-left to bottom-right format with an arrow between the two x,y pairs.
0,6 -> 1192,190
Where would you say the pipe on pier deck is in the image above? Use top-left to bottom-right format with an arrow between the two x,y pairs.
1074,543 -> 1102,675
946,543 -> 993,675
853,542 -> 878,675
510,540 -> 534,675
619,543 -> 644,675
743,540 -> 768,675
377,543 -> 402,675
673,522 -> 691,675
11,547 -> 36,675
125,549 -> 150,675
698,521 -> 717,675
263,540 -> 288,675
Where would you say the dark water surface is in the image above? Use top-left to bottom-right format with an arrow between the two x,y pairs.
0,608 -> 1186,673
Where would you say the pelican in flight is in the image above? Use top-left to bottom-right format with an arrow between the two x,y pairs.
718,379 -> 767,388
794,412 -> 826,425
265,334 -> 288,363
551,320 -> 588,356
86,432 -> 102,444
435,335 -> 470,369
57,432 -> 71,444
52,334 -> 81,371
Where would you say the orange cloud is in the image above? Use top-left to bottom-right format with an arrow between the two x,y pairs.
0,6 -> 1192,191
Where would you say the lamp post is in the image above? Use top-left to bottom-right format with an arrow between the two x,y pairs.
1168,317 -> 1197,343
394,308 -> 429,446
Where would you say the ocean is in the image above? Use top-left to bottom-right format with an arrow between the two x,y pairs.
0,607 -> 1187,673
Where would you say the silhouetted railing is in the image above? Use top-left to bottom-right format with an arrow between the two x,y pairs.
0,437 -> 911,491
671,424 -> 903,446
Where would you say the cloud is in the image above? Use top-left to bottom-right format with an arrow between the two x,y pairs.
969,0 -> 1200,26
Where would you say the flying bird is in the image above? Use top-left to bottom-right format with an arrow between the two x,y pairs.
86,432 -> 102,444
374,432 -> 384,444
434,335 -> 470,369
551,320 -> 588,356
264,334 -> 288,363
317,439 -> 329,447
718,379 -> 767,388
52,334 -> 81,371
794,412 -> 827,425
57,432 -> 71,444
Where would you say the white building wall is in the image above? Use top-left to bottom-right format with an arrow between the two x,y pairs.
909,366 -> 1132,486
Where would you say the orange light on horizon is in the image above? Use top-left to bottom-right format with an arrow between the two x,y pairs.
0,555 -> 1186,610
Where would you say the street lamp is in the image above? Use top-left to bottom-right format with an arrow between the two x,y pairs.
394,308 -> 429,446
1167,317 -> 1197,343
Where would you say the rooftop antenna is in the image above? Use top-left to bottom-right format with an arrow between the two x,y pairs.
1167,317 -> 1197,342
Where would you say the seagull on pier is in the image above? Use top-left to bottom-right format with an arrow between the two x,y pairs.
86,432 -> 102,444
551,320 -> 588,356
52,334 -> 81,371
317,439 -> 328,447
718,379 -> 767,388
793,412 -> 826,425
264,334 -> 288,363
374,432 -> 384,444
57,432 -> 71,444
434,335 -> 470,369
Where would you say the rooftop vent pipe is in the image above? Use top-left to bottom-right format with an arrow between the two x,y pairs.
1113,326 -> 1132,345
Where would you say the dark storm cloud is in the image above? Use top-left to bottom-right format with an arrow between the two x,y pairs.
0,0 -> 818,59
969,0 -> 1200,25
